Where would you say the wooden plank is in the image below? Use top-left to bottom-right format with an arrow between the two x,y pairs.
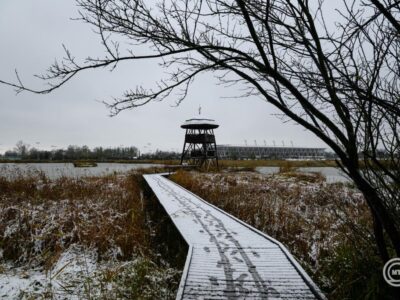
143,174 -> 326,300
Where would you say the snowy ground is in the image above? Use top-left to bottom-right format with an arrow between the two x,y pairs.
1,246 -> 179,299
1,246 -> 98,299
0,171 -> 180,299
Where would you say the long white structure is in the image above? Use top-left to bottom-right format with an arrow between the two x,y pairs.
144,173 -> 326,299
217,145 -> 326,159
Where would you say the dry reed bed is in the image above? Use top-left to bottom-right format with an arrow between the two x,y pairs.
0,171 -> 180,299
219,159 -> 338,168
171,170 -> 383,298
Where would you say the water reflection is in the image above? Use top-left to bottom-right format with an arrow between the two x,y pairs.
0,163 -> 162,180
256,166 -> 350,183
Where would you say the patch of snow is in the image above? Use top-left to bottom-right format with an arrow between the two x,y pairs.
0,246 -> 99,299
3,223 -> 19,238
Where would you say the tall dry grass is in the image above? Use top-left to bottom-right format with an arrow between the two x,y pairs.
0,170 -> 182,299
0,173 -> 149,266
219,159 -> 338,168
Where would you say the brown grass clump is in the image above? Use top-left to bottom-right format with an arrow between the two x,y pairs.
279,171 -> 326,183
278,160 -> 297,173
0,173 -> 150,269
219,159 -> 338,168
0,168 -> 185,299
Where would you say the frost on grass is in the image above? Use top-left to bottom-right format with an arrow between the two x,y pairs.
0,247 -> 179,299
0,171 -> 181,299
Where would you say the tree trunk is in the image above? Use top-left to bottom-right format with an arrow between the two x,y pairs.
350,169 -> 400,258
372,213 -> 390,262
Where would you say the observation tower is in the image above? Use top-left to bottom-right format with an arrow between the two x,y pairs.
180,117 -> 219,169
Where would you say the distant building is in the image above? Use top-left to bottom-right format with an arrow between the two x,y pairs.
217,145 -> 326,160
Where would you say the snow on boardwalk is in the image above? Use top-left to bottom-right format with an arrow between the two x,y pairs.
143,174 -> 325,300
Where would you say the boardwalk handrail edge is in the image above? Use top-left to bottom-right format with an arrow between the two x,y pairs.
175,245 -> 193,300
144,173 -> 326,300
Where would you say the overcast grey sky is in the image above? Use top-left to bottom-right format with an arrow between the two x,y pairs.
0,1 -> 329,154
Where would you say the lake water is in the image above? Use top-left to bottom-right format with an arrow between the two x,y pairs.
256,166 -> 350,183
0,163 -> 162,180
0,163 -> 350,183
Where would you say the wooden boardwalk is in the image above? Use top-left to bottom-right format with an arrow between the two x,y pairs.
144,174 -> 325,300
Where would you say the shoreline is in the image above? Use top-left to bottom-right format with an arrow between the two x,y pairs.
0,159 -> 337,168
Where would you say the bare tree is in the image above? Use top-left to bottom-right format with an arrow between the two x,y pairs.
335,0 -> 400,261
1,0 -> 399,260
14,140 -> 30,158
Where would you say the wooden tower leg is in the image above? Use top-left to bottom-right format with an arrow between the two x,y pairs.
215,142 -> 219,169
180,129 -> 188,165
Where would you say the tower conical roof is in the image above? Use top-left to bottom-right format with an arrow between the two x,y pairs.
181,118 -> 219,129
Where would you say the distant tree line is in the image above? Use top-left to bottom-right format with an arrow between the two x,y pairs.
1,141 -> 139,161
139,150 -> 180,160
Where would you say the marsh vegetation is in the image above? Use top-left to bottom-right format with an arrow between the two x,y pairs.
1,163 -> 396,299
0,168 -> 182,299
